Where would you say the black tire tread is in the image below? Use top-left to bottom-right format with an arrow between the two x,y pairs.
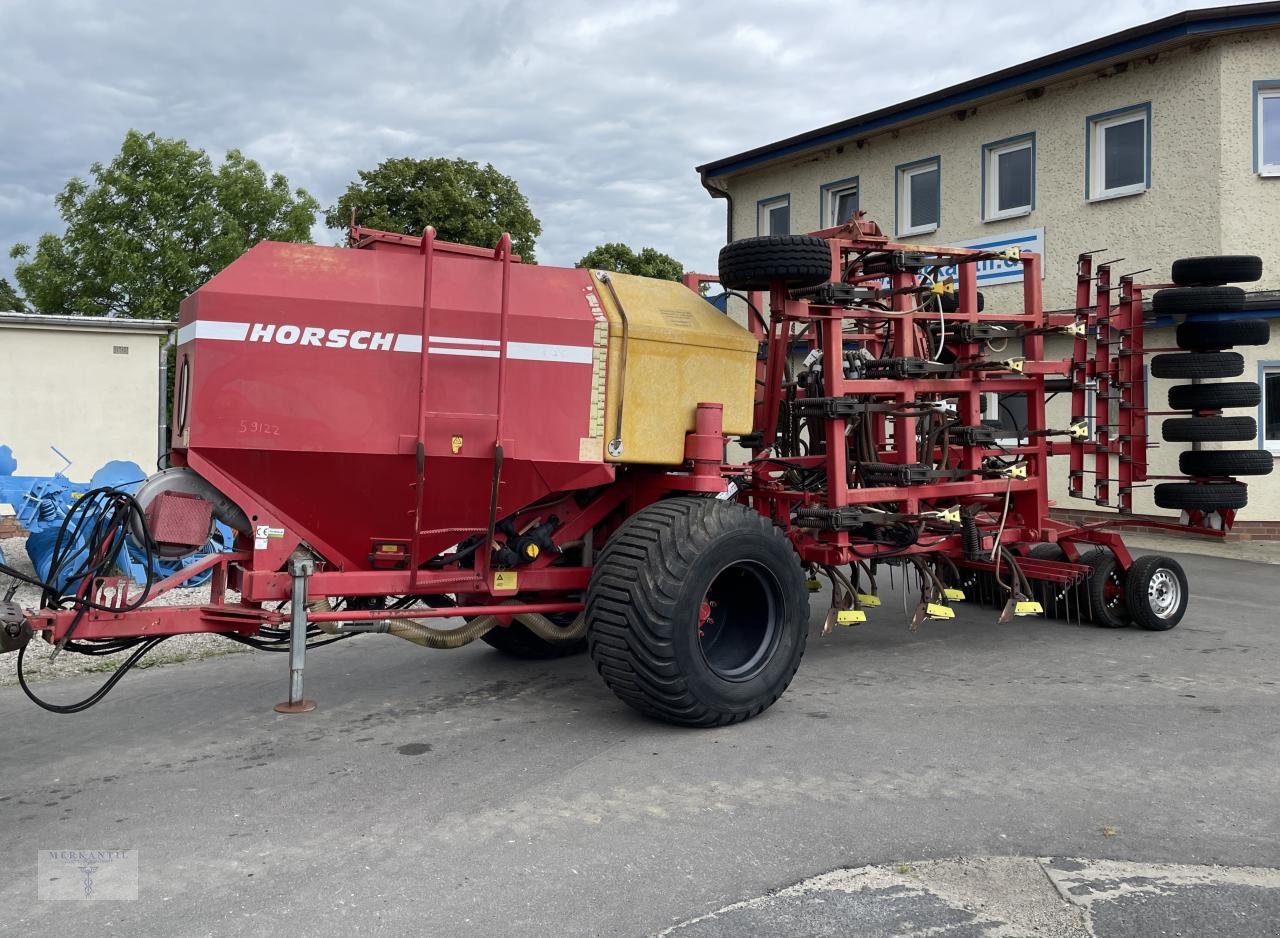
1027,543 -> 1068,619
480,621 -> 586,659
1179,449 -> 1274,477
1168,381 -> 1262,411
1171,255 -> 1263,286
1161,415 -> 1257,443
585,498 -> 806,727
1151,286 -> 1246,314
1149,352 -> 1244,380
1081,549 -> 1130,628
1154,481 -> 1249,511
1175,319 -> 1270,351
1124,555 -> 1189,630
718,235 -> 832,291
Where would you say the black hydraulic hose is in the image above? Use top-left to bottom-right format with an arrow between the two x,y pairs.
17,637 -> 168,714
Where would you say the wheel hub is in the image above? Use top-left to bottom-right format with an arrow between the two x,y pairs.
696,560 -> 782,682
1147,569 -> 1181,619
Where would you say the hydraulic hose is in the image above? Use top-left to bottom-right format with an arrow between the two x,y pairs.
383,610 -> 587,649
310,595 -> 587,650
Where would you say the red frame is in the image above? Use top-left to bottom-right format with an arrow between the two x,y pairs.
27,219 -> 1230,647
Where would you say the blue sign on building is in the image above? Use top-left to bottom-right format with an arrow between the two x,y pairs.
935,228 -> 1045,287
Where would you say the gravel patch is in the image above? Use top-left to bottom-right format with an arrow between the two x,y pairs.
1,534 -> 248,687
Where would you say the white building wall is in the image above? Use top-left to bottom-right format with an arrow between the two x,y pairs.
0,325 -> 166,478
711,32 -> 1280,524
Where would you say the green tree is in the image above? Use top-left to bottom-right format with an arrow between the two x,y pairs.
325,157 -> 541,261
576,242 -> 684,281
10,130 -> 319,320
0,277 -> 24,311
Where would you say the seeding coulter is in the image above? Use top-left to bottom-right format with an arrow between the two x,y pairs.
0,215 -> 1271,725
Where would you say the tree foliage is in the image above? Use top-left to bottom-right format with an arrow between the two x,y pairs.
325,157 -> 542,261
576,243 -> 684,281
0,278 -> 24,312
10,130 -> 319,319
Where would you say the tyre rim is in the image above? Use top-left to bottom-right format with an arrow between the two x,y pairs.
697,560 -> 782,681
1148,569 -> 1181,619
1102,572 -> 1124,610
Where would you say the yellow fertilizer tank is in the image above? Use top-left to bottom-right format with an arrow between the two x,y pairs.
592,270 -> 757,465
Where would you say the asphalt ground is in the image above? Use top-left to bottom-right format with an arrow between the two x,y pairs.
1,547 -> 1277,936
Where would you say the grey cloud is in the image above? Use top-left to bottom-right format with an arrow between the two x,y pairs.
1,0 -> 1205,292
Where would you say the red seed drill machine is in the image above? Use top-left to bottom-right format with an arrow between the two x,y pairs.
1,214 -> 1270,725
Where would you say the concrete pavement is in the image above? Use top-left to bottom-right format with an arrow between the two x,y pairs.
1,547 -> 1277,936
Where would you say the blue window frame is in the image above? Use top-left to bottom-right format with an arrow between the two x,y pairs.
756,194 -> 790,235
982,133 -> 1035,221
895,156 -> 940,237
1085,102 -> 1151,201
1254,80 -> 1280,175
819,176 -> 859,227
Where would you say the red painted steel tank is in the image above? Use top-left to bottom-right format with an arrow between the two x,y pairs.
172,237 -> 613,570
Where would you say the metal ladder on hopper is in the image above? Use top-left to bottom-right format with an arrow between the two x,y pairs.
407,228 -> 514,591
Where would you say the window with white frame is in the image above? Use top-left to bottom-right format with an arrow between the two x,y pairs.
984,135 -> 1034,220
1088,105 -> 1149,200
897,158 -> 940,236
1257,84 -> 1280,175
757,195 -> 790,235
822,178 -> 859,226
1263,365 -> 1280,451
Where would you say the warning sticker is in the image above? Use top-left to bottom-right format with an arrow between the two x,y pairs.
493,571 -> 518,592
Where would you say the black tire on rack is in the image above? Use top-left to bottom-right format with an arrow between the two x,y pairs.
1080,549 -> 1130,628
1171,255 -> 1263,286
1167,381 -> 1262,411
717,235 -> 833,291
1179,449 -> 1275,477
1175,319 -> 1270,351
585,497 -> 808,727
1149,351 -> 1245,380
1161,416 -> 1257,443
1124,555 -> 1189,630
1026,543 -> 1068,618
1151,286 -> 1246,315
1154,481 -> 1249,511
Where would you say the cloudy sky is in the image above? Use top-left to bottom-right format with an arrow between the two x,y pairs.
0,0 -> 1218,288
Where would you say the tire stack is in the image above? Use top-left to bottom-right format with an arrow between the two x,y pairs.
1150,255 -> 1273,515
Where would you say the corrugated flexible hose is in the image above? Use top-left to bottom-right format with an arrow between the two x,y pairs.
308,599 -> 585,649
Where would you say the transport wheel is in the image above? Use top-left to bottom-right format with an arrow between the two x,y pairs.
939,290 -> 985,313
1026,543 -> 1067,618
1179,449 -> 1274,477
1167,381 -> 1262,411
480,610 -> 586,659
585,497 -> 808,727
1153,481 -> 1249,511
717,235 -> 832,291
1161,415 -> 1257,443
1175,319 -> 1269,351
1171,255 -> 1263,286
1080,549 -> 1130,628
1149,351 -> 1244,380
1151,286 -> 1246,315
1124,555 -> 1189,630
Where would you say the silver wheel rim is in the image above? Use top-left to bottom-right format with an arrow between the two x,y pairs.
1148,569 -> 1181,619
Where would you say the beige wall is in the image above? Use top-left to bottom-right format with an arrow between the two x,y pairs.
0,325 -> 166,478
711,31 -> 1280,523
